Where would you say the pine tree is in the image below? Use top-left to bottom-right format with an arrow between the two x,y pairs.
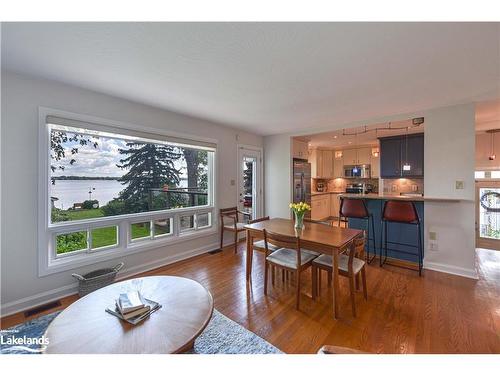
116,142 -> 182,211
243,160 -> 253,195
182,149 -> 208,206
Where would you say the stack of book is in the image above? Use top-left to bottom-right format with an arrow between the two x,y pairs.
106,291 -> 161,325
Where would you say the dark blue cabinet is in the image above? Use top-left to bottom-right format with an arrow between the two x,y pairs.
380,133 -> 424,178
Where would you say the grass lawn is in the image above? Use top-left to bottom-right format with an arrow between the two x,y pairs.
64,208 -> 105,221
56,209 -> 116,253
55,208 -> 154,254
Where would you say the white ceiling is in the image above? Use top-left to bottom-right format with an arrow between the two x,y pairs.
2,22 -> 499,136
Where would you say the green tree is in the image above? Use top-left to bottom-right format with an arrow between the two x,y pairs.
116,142 -> 182,212
182,149 -> 208,206
243,160 -> 253,195
50,130 -> 98,184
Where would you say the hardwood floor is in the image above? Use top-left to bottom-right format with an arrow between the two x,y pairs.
2,244 -> 499,354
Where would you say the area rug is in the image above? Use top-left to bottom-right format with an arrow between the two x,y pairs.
0,309 -> 282,354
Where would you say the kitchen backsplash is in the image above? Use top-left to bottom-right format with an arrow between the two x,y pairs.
312,178 -> 379,193
381,178 -> 424,194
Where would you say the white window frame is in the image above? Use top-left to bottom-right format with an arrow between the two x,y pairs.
38,107 -> 218,276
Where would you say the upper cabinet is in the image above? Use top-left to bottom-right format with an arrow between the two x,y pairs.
333,155 -> 343,178
379,133 -> 424,178
322,150 -> 334,178
371,148 -> 380,178
342,147 -> 371,165
309,149 -> 333,178
292,139 -> 309,160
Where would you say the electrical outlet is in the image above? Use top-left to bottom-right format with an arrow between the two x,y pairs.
391,184 -> 397,192
429,241 -> 438,251
429,231 -> 437,241
230,179 -> 236,186
411,184 -> 418,192
455,180 -> 464,190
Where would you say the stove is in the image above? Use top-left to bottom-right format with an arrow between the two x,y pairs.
346,183 -> 374,194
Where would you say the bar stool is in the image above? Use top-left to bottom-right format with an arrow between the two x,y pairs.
381,200 -> 423,276
338,197 -> 377,263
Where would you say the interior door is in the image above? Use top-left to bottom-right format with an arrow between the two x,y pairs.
238,146 -> 262,220
476,181 -> 500,250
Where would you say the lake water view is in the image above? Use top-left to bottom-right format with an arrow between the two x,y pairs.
51,180 -> 124,209
51,179 -> 190,210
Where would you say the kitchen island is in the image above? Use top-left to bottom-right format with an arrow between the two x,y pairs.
338,193 -> 425,265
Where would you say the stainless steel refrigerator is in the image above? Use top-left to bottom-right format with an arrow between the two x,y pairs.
292,159 -> 311,218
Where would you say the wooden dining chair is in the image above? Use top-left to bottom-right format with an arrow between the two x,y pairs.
220,207 -> 251,253
249,216 -> 286,283
248,216 -> 280,253
263,229 -> 319,310
312,237 -> 367,317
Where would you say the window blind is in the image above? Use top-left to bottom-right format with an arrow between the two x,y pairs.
46,115 -> 217,151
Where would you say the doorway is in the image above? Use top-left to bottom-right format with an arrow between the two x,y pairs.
476,180 -> 500,250
237,146 -> 262,220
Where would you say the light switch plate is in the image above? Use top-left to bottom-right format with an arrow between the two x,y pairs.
230,179 -> 236,186
455,180 -> 464,190
429,231 -> 437,241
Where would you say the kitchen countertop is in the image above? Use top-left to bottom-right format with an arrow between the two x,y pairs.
337,193 -> 463,202
311,191 -> 345,196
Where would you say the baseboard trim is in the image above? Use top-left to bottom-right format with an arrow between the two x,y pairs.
423,261 -> 478,280
1,241 -> 223,317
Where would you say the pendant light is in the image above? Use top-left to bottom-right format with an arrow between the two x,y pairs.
352,132 -> 359,174
489,131 -> 496,161
402,126 -> 411,171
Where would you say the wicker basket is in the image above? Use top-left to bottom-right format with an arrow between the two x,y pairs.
72,262 -> 124,297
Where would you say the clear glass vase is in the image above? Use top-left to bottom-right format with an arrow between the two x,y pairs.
294,211 -> 305,230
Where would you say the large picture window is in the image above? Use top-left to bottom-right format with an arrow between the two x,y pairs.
39,110 -> 216,275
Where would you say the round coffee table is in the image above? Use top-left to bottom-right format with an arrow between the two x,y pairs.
43,276 -> 213,354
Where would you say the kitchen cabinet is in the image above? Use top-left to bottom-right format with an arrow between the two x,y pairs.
309,149 -> 322,178
292,139 -> 309,159
401,134 -> 424,177
333,157 -> 343,178
371,152 -> 380,178
342,147 -> 371,165
330,193 -> 341,218
311,194 -> 330,220
380,133 -> 424,178
322,150 -> 333,178
342,149 -> 357,165
309,149 -> 333,178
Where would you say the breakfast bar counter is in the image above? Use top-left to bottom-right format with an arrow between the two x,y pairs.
338,193 -> 463,202
338,193 -> 426,265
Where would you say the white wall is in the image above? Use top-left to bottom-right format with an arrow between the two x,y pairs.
264,135 -> 292,218
423,104 -> 477,278
264,103 -> 477,279
0,70 -> 263,315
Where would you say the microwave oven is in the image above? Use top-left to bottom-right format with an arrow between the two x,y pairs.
343,165 -> 371,179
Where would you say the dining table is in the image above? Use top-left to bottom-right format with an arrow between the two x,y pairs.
244,217 -> 363,318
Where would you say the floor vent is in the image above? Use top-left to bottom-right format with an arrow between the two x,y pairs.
24,300 -> 61,318
208,249 -> 222,255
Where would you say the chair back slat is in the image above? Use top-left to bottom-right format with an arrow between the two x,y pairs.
263,229 -> 301,268
304,218 -> 332,226
347,237 -> 365,272
249,216 -> 270,224
220,207 -> 239,226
